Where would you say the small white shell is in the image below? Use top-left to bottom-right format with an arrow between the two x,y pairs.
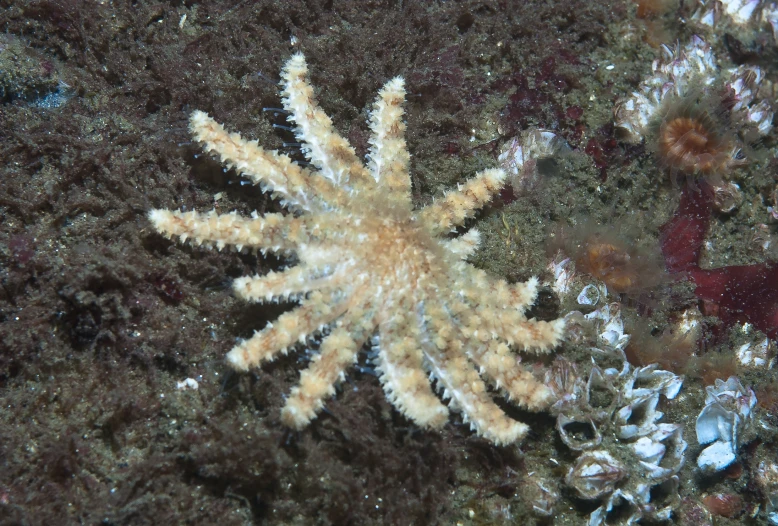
566,450 -> 627,500
757,460 -> 778,525
547,252 -> 574,296
697,440 -> 737,472
764,3 -> 778,40
737,338 -> 772,368
696,401 -> 737,445
577,284 -> 601,306
631,436 -> 666,464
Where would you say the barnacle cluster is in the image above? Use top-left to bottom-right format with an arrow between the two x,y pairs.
546,353 -> 687,524
691,0 -> 778,32
692,0 -> 760,26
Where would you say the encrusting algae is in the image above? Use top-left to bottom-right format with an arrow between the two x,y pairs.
149,53 -> 565,445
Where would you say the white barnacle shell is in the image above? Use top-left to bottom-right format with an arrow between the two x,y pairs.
547,252 -> 574,296
692,0 -> 761,27
498,128 -> 562,176
498,128 -> 566,193
585,303 -> 630,350
557,413 -> 604,451
695,376 -> 757,472
523,475 -> 560,517
737,337 -> 773,368
589,488 -> 643,526
577,284 -> 601,306
627,364 -> 684,400
615,393 -> 663,439
720,0 -> 762,25
631,436 -> 666,465
566,450 -> 628,500
764,3 -> 778,40
697,439 -> 738,472
726,65 -> 774,137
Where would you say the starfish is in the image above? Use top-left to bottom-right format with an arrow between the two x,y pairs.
149,53 -> 565,445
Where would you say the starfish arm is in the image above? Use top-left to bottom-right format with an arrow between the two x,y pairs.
442,229 -> 481,261
420,168 -> 507,235
281,325 -> 363,428
225,290 -> 350,371
477,308 -> 565,354
148,209 -> 312,253
459,265 -> 540,312
233,264 -> 343,303
367,77 -> 412,202
375,309 -> 449,429
425,340 -> 529,445
420,301 -> 529,445
469,340 -> 554,410
281,53 -> 375,191
190,110 -> 348,212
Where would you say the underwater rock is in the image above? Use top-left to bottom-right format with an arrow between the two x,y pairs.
757,460 -> 778,525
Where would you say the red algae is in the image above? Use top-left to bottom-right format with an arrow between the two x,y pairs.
701,492 -> 744,518
690,264 -> 778,338
660,181 -> 778,338
660,181 -> 713,273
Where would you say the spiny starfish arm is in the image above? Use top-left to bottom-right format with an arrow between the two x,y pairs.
420,168 -> 507,235
375,309 -> 449,428
233,264 -> 341,303
426,341 -> 529,444
225,290 -> 350,371
148,209 -> 309,253
189,110 -> 348,212
281,53 -> 375,191
281,325 -> 364,429
458,265 -> 540,312
442,229 -> 481,261
470,340 -> 554,411
367,77 -> 411,202
469,308 -> 565,354
421,302 -> 529,445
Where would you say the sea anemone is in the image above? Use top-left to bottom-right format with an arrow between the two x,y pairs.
648,91 -> 744,184
613,36 -> 773,170
550,220 -> 666,296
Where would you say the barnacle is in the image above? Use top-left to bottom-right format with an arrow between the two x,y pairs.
546,354 -> 687,525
